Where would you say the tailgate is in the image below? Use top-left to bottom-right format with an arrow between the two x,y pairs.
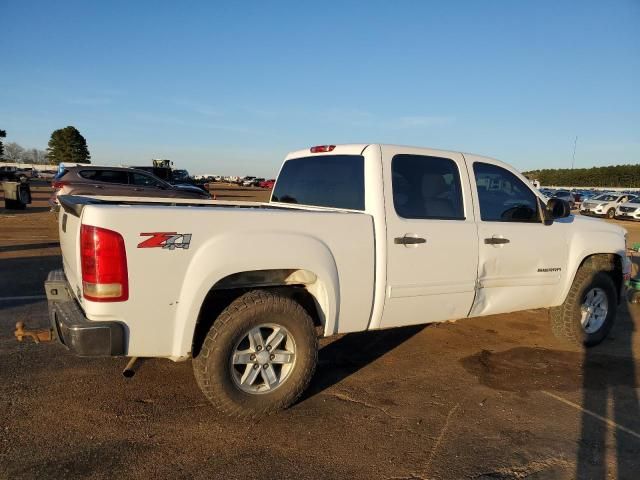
58,197 -> 86,299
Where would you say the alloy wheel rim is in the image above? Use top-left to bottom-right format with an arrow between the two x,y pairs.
230,323 -> 296,394
580,287 -> 608,334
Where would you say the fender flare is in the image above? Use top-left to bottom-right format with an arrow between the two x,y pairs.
171,232 -> 340,357
556,248 -> 625,306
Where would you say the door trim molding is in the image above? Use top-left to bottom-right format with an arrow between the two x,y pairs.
387,281 -> 476,298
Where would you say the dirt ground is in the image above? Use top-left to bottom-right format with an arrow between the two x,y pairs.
1,187 -> 639,479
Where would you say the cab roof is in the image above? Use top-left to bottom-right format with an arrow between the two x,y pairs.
284,143 -> 497,164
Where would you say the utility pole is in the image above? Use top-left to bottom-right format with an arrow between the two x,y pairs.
571,136 -> 578,169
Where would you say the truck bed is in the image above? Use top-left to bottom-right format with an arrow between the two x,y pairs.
57,195 -> 375,358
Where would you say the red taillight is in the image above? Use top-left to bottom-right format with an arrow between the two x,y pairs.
310,145 -> 336,153
52,180 -> 68,189
80,225 -> 129,302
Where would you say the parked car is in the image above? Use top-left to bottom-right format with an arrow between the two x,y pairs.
29,143 -> 629,418
240,176 -> 256,187
1,167 -> 32,209
615,198 -> 640,221
580,191 -> 596,203
38,170 -> 57,181
259,179 -> 276,189
50,166 -> 210,206
580,193 -> 637,219
553,190 -> 575,208
0,166 -> 29,182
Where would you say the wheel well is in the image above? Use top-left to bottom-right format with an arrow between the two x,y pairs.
191,273 -> 324,357
579,253 -> 623,301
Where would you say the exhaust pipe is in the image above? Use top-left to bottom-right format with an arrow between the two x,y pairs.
122,357 -> 139,378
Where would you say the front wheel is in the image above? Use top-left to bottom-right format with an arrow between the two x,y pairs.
607,208 -> 615,219
551,269 -> 617,347
193,290 -> 318,418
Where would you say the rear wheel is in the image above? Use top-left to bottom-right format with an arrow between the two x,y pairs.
193,290 -> 318,417
551,268 -> 617,347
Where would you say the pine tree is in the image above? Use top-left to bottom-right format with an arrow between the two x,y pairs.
46,126 -> 91,165
523,164 -> 640,188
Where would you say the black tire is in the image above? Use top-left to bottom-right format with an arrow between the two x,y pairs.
551,269 -> 617,347
606,208 -> 615,219
4,198 -> 26,210
193,290 -> 318,418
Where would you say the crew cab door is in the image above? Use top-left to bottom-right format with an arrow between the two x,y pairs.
380,146 -> 479,328
466,156 -> 568,316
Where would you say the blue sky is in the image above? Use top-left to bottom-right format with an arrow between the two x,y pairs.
1,0 -> 638,176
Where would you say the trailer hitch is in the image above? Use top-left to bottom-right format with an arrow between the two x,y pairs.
14,321 -> 53,343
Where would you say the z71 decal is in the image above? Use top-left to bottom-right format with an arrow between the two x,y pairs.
138,232 -> 192,250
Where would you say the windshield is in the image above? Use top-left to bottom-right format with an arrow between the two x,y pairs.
593,194 -> 617,202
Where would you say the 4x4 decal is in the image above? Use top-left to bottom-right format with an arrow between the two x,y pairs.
138,232 -> 192,250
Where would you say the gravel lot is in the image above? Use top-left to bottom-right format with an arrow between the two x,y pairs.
1,187 -> 639,479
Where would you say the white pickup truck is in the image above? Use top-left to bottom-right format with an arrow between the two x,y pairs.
37,144 -> 630,417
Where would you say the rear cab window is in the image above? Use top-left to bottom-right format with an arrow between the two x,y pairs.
391,154 -> 465,220
272,155 -> 365,210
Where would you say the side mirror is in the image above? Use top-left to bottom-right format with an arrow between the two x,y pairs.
544,198 -> 571,225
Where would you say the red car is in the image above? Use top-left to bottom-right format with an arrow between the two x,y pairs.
259,179 -> 276,189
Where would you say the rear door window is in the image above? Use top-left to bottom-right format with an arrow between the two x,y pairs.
272,155 -> 365,210
391,154 -> 465,220
80,170 -> 128,184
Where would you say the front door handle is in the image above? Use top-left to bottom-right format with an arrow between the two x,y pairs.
395,236 -> 426,245
484,237 -> 510,245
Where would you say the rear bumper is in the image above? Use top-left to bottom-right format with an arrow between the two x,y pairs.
45,270 -> 127,357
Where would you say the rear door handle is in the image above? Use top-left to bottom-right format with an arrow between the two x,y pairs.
484,237 -> 510,245
395,235 -> 426,245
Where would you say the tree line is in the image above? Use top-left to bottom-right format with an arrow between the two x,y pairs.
524,164 -> 640,188
0,126 -> 91,165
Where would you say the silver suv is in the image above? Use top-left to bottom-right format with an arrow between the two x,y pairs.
580,193 -> 637,219
51,166 -> 210,205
